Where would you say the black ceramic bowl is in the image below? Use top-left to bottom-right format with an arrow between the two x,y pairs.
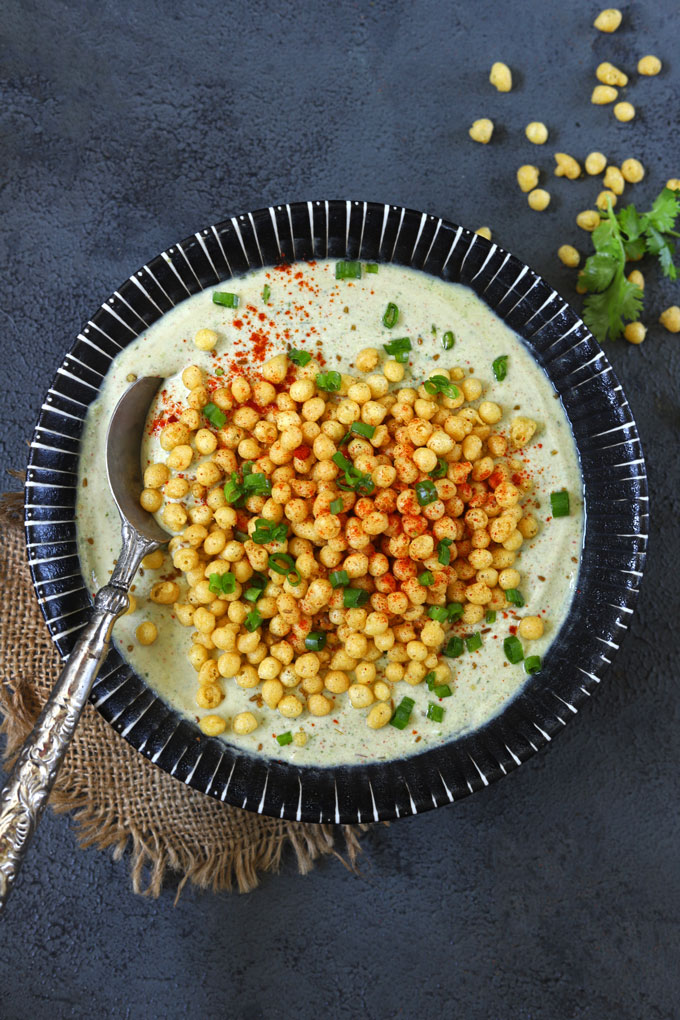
25,200 -> 648,823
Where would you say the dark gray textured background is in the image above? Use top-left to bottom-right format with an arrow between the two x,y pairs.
1,1 -> 679,1018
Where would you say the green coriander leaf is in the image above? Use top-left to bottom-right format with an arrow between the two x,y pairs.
619,277 -> 644,320
644,226 -> 677,280
579,252 -> 618,292
617,204 -> 644,243
645,187 -> 680,234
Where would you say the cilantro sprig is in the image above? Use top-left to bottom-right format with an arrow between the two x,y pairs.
579,187 -> 680,342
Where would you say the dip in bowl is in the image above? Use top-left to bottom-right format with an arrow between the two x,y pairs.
25,201 -> 647,821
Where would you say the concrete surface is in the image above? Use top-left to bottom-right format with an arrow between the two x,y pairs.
1,1 -> 679,1017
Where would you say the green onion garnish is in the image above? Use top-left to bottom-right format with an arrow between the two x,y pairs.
425,671 -> 437,690
365,263 -> 379,273
383,337 -> 411,359
415,480 -> 438,506
492,354 -> 508,381
244,609 -> 262,632
305,631 -> 327,651
252,519 -> 288,545
262,284 -> 271,304
213,290 -> 239,308
433,684 -> 452,698
202,402 -> 226,429
525,655 -> 542,674
208,572 -> 236,596
330,498 -> 343,514
504,635 -> 524,664
329,570 -> 349,588
335,260 -> 362,279
289,349 -> 311,367
332,451 -> 375,495
485,610 -> 497,624
316,370 -> 342,392
550,490 -> 570,517
343,587 -> 369,607
349,421 -> 375,439
427,703 -> 445,722
243,574 -> 267,603
505,588 -> 524,607
276,731 -> 293,746
444,636 -> 464,658
214,367 -> 224,376
429,458 -> 448,479
223,473 -> 244,505
437,538 -> 453,566
418,570 -> 434,586
382,302 -> 399,328
442,330 -> 455,350
465,632 -> 482,652
268,552 -> 295,575
390,696 -> 415,730
427,602 -> 463,623
242,470 -> 272,497
423,375 -> 460,400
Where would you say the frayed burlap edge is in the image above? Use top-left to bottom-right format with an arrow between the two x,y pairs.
0,489 -> 371,898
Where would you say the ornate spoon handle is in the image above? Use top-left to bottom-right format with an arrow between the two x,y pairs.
0,520 -> 157,913
0,584 -> 129,911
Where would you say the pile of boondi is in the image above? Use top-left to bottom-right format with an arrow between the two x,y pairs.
138,324 -> 547,740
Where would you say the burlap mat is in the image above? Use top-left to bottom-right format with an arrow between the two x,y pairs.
0,491 -> 367,897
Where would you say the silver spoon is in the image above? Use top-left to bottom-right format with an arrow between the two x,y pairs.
0,377 -> 167,911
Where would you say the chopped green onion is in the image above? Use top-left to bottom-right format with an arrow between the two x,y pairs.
465,632 -> 482,652
442,330 -> 455,351
276,731 -> 293,746
429,458 -> 448,479
305,631 -> 327,652
208,572 -> 236,595
492,354 -> 508,381
262,284 -> 271,304
425,671 -> 437,690
447,602 -> 463,620
525,655 -> 542,674
287,567 -> 302,587
202,402 -> 226,429
437,538 -> 453,566
390,696 -> 415,730
332,451 -> 375,495
383,337 -> 411,359
268,552 -> 295,575
365,263 -> 379,273
330,498 -> 343,514
427,602 -> 463,623
433,684 -> 452,698
289,349 -> 311,367
394,351 -> 409,364
423,375 -> 460,400
415,480 -> 438,506
252,519 -> 288,545
485,610 -> 497,624
223,473 -> 244,504
382,302 -> 399,328
316,370 -> 342,392
242,471 -> 272,497
335,260 -> 362,279
244,609 -> 262,632
505,588 -> 524,607
427,703 -> 445,722
349,421 -> 375,439
550,490 -> 570,517
329,570 -> 349,588
214,367 -> 224,376
444,636 -> 464,658
504,635 -> 524,664
213,290 -> 239,308
343,587 -> 369,607
418,570 -> 434,586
